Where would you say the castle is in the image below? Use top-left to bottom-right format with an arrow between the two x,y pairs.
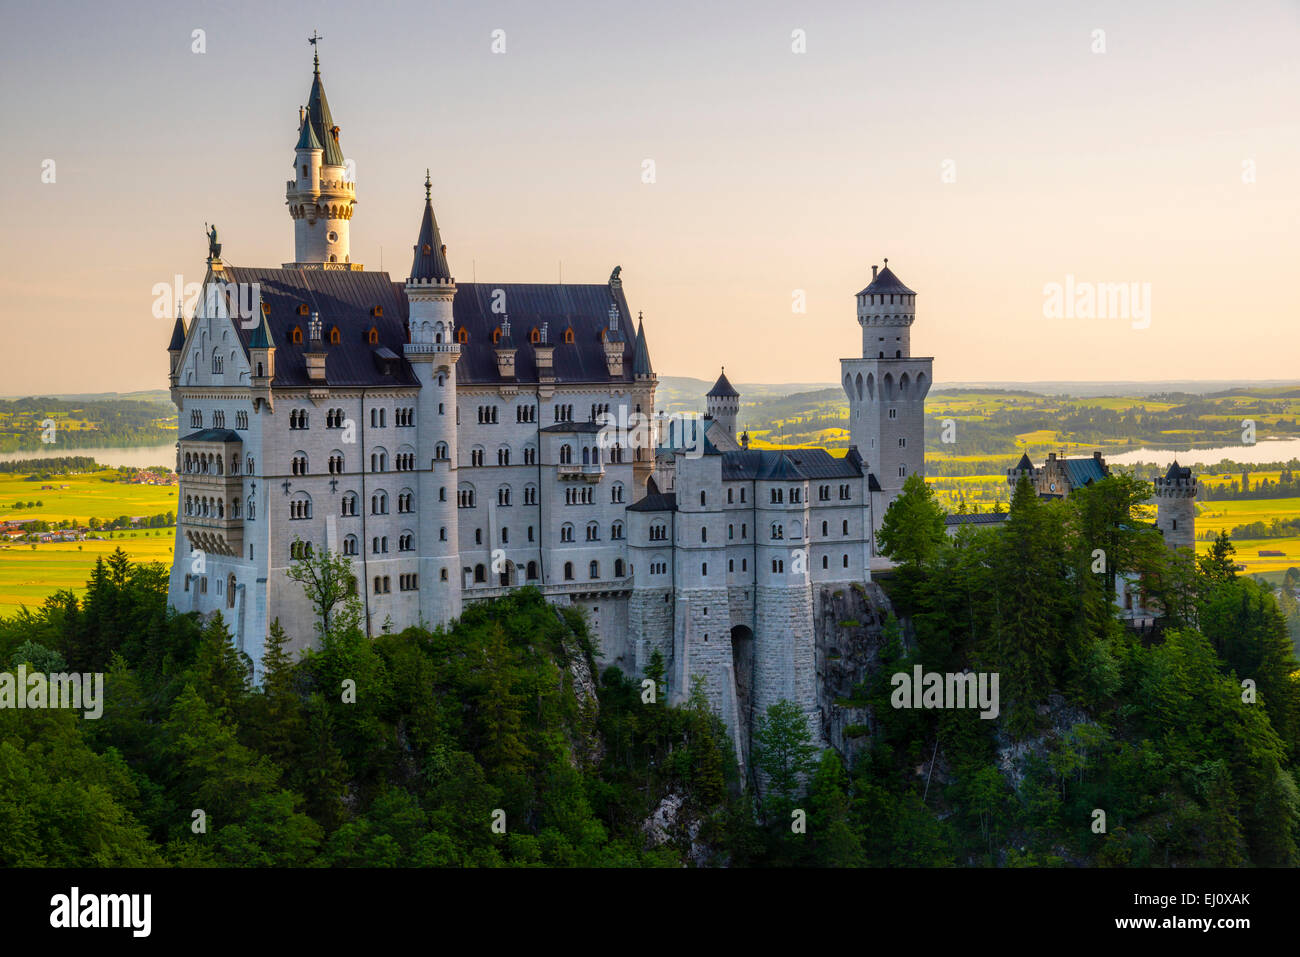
163,51 -> 931,764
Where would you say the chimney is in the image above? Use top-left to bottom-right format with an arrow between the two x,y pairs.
872,265 -> 878,279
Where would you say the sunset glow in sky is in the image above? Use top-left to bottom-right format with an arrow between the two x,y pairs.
1,0 -> 1297,394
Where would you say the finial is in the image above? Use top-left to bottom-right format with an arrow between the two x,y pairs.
883,257 -> 888,267
309,31 -> 322,73
424,169 -> 431,201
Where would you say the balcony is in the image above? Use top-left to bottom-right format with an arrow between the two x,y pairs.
557,462 -> 604,482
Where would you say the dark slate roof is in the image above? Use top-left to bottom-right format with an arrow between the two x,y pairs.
721,448 -> 862,482
305,64 -> 346,166
222,266 -> 417,388
632,315 -> 653,376
181,428 -> 241,443
857,264 -> 915,297
408,181 -> 452,282
1062,457 -> 1108,488
1165,461 -> 1193,481
409,282 -> 636,385
167,313 -> 187,351
1014,453 -> 1033,471
629,476 -> 677,512
707,370 -> 740,398
868,474 -> 882,492
944,513 -> 1010,526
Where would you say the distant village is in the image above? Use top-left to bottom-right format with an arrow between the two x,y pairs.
0,468 -> 177,545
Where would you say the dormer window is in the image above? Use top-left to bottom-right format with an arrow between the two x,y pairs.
261,302 -> 271,316
291,326 -> 303,344
492,328 -> 501,344
563,328 -> 575,344
457,327 -> 469,344
530,327 -> 540,344
328,326 -> 340,345
422,244 -> 432,255
371,306 -> 384,317
298,304 -> 309,316
367,327 -> 379,345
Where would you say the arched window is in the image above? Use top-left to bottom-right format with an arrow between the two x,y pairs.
564,561 -> 574,581
291,326 -> 303,344
457,327 -> 469,344
589,560 -> 599,579
614,558 -> 625,577
368,327 -> 379,344
563,327 -> 574,344
530,327 -> 540,343
329,326 -> 341,344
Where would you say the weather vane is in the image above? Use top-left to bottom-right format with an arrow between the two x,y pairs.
309,30 -> 322,71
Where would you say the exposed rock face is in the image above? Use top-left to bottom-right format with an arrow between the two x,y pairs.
562,633 -> 604,768
994,693 -> 1093,792
643,791 -> 685,848
642,791 -> 712,866
814,581 -> 897,764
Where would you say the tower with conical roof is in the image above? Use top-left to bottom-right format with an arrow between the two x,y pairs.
285,44 -> 358,268
404,170 -> 462,627
840,260 -> 934,551
706,368 -> 740,443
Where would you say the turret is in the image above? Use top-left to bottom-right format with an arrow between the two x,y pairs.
1154,462 -> 1197,550
167,303 -> 187,387
402,171 -> 461,628
856,259 -> 916,358
249,306 -> 275,411
285,48 -> 358,269
705,368 -> 740,442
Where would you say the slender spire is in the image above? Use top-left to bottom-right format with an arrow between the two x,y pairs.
167,303 -> 187,352
295,105 -> 323,151
633,312 -> 653,376
302,39 -> 345,166
408,172 -> 452,282
250,308 -> 275,350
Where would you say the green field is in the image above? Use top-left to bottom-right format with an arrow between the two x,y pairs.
0,469 -> 179,611
0,470 -> 176,525
0,535 -> 175,609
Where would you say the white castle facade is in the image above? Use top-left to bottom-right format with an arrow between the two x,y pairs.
164,55 -> 932,762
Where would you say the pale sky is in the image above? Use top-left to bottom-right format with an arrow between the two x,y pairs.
1,0 -> 1297,395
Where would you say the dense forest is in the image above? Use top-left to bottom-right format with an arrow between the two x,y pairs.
0,470 -> 1297,867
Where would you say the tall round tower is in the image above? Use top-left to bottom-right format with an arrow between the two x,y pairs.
404,172 -> 461,626
1154,462 -> 1197,550
705,369 -> 740,442
285,48 -> 357,268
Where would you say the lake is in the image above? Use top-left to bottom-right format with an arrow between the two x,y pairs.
1105,439 -> 1300,469
0,444 -> 176,470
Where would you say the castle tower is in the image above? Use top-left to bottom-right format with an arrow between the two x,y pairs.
631,312 -> 657,490
167,303 -> 186,400
840,261 -> 933,546
285,47 -> 358,269
705,368 -> 740,443
1154,462 -> 1197,550
404,172 -> 462,626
